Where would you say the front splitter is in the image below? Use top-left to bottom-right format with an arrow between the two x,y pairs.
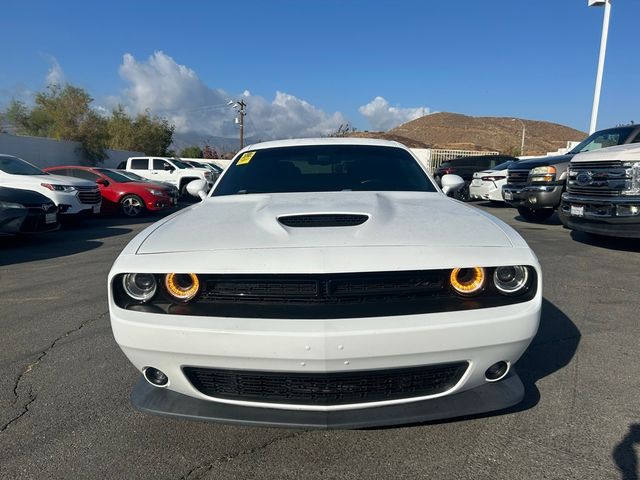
130,371 -> 524,429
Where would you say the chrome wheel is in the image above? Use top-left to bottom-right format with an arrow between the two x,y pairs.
121,195 -> 144,217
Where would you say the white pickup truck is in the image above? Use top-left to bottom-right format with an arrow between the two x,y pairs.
119,157 -> 214,197
560,143 -> 640,238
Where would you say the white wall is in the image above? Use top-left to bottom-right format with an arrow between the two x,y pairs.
0,133 -> 144,169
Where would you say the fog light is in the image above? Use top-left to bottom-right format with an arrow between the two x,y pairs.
143,367 -> 169,387
528,196 -> 537,204
485,361 -> 509,382
617,205 -> 640,216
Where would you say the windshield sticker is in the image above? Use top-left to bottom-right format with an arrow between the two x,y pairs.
237,151 -> 256,165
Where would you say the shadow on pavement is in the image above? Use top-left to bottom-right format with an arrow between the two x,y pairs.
613,424 -> 640,480
570,230 -> 640,254
0,219 -> 137,267
377,298 -> 580,430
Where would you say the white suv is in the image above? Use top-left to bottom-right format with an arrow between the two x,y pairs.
121,157 -> 213,197
0,154 -> 101,216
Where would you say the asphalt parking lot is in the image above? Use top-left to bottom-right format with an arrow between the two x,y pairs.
1,204 -> 639,480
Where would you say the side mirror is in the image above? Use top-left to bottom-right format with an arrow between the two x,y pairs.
185,179 -> 208,200
441,174 -> 465,196
96,178 -> 109,186
164,164 -> 174,172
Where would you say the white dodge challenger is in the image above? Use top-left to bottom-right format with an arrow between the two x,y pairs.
108,138 -> 541,429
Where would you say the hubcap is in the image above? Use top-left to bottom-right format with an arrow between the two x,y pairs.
123,197 -> 142,216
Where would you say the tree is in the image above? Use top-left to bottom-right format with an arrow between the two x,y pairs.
5,85 -> 109,164
203,145 -> 219,159
130,111 -> 174,156
180,146 -> 203,158
327,123 -> 358,138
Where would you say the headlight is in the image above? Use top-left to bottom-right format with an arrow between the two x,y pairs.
41,183 -> 77,193
0,201 -> 26,209
493,266 -> 529,295
449,267 -> 486,296
122,273 -> 157,302
147,188 -> 164,196
529,166 -> 556,183
165,273 -> 200,302
623,162 -> 640,195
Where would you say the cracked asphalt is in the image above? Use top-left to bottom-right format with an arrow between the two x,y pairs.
1,204 -> 639,479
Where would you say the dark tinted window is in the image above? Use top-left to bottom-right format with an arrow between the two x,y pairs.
212,145 -> 436,196
570,127 -> 636,154
130,159 -> 148,170
96,169 -> 133,183
69,169 -> 100,181
0,156 -> 44,175
153,159 -> 173,170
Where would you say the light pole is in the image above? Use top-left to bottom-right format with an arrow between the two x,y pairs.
512,118 -> 526,156
228,99 -> 247,150
588,0 -> 612,134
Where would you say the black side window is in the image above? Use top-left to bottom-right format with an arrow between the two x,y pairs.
116,161 -> 126,169
153,159 -> 172,170
130,159 -> 148,170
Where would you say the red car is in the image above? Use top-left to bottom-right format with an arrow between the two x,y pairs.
44,166 -> 175,217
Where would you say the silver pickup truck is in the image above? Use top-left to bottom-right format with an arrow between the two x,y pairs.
560,143 -> 640,238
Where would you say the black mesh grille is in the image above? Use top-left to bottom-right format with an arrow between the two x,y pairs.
279,214 -> 368,227
183,363 -> 468,405
570,160 -> 623,169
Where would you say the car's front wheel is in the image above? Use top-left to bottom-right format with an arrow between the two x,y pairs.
120,194 -> 146,217
517,206 -> 554,222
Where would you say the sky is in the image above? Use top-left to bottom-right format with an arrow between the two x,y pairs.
1,0 -> 638,141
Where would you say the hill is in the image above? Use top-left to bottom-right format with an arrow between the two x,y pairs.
388,112 -> 587,155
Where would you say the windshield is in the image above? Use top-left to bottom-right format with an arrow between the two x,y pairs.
0,155 -> 45,175
171,159 -> 191,169
212,145 -> 437,196
493,160 -> 515,171
97,169 -> 134,183
569,126 -> 635,154
119,171 -> 147,181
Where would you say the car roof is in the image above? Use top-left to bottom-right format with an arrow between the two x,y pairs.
240,137 -> 407,153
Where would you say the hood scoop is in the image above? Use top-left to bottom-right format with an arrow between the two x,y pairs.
278,213 -> 369,228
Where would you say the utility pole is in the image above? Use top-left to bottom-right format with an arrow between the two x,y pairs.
237,100 -> 246,150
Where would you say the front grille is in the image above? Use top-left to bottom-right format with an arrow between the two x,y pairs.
199,271 -> 445,304
183,362 -> 468,405
507,169 -> 530,186
279,214 -> 369,227
567,162 -> 629,196
76,186 -> 101,204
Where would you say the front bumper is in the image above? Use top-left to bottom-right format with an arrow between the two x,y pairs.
110,293 -> 540,425
503,185 -> 563,209
131,370 -> 525,429
470,182 -> 504,202
145,195 -> 174,211
560,193 -> 640,238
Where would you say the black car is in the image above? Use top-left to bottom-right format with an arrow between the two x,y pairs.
0,187 -> 59,235
434,155 -> 519,201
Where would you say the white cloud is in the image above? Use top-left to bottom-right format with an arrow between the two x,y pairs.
115,51 -> 348,139
358,96 -> 429,131
45,55 -> 65,86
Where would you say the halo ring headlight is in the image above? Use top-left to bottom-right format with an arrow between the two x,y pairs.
122,273 -> 157,302
165,273 -> 200,302
493,266 -> 529,295
449,267 -> 486,296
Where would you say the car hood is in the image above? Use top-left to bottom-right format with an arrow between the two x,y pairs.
136,191 -> 515,254
512,154 -> 574,169
572,143 -> 640,162
3,173 -> 96,187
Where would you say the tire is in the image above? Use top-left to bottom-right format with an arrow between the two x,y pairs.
120,194 -> 146,218
453,183 -> 472,202
517,206 -> 554,222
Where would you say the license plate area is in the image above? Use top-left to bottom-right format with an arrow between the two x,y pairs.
504,191 -> 513,200
45,213 -> 57,224
93,205 -> 100,214
570,205 -> 585,217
